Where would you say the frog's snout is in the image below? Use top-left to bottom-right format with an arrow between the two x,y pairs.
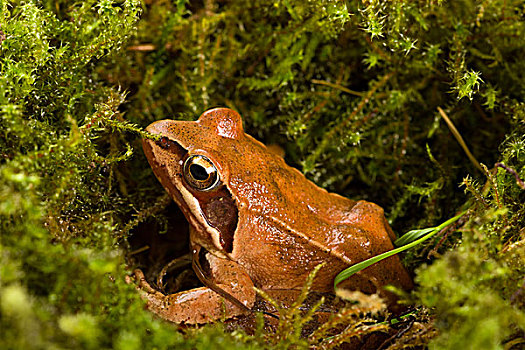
145,119 -> 174,137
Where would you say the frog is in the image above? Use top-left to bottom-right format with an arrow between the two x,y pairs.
138,107 -> 413,324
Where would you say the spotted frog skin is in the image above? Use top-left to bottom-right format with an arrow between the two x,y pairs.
139,108 -> 413,324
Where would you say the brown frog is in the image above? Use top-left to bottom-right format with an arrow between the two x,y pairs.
139,108 -> 413,324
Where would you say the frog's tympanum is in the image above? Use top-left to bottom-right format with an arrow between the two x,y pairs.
140,108 -> 413,324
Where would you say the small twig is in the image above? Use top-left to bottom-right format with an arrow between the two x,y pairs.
495,162 -> 525,189
128,44 -> 157,51
437,107 -> 483,172
129,245 -> 150,256
311,79 -> 365,97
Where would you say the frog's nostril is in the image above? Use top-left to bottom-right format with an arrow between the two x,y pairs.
158,136 -> 171,149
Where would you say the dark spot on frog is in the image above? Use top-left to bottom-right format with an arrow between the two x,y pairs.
202,190 -> 238,253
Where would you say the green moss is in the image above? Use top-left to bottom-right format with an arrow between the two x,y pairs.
2,0 -> 524,348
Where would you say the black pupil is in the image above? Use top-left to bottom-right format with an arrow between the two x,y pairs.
190,164 -> 209,181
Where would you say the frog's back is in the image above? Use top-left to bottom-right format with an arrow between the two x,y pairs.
226,134 -> 413,296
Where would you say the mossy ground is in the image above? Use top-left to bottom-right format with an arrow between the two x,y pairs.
1,0 -> 524,349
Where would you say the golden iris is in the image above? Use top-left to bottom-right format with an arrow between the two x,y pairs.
183,155 -> 220,191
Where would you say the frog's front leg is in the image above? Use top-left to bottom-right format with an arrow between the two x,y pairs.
134,253 -> 255,324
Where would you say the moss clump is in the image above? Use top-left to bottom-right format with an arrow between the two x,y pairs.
1,0 -> 524,349
1,1 -> 185,348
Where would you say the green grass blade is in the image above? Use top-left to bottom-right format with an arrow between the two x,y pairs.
334,211 -> 466,289
394,227 -> 435,247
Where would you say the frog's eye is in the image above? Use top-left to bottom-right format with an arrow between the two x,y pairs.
183,155 -> 220,191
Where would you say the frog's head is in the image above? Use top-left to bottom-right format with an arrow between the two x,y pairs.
142,108 -> 247,256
